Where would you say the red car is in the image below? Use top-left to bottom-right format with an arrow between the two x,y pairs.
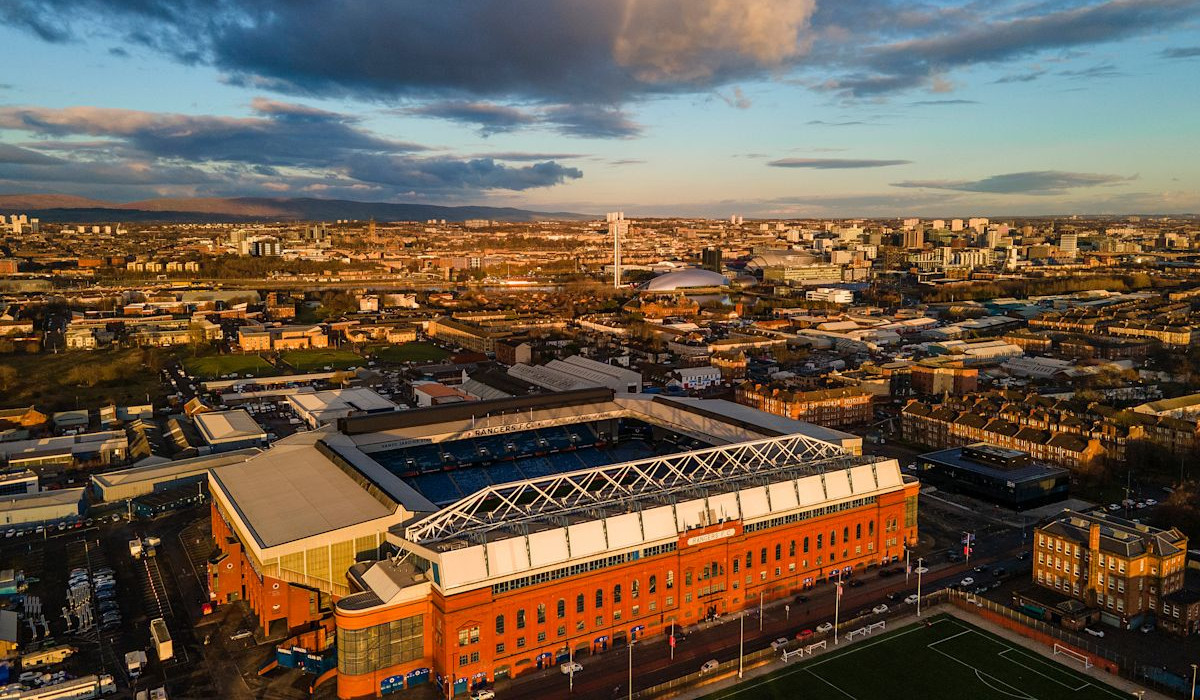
796,629 -> 814,640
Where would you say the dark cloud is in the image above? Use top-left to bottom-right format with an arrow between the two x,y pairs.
908,99 -> 978,106
0,0 -> 817,105
0,102 -> 584,199
542,105 -> 642,139
892,170 -> 1134,194
403,101 -> 539,137
1162,46 -> 1200,58
820,0 -> 1200,96
470,151 -> 589,162
607,159 -> 646,166
992,69 -> 1047,83
769,158 -> 911,169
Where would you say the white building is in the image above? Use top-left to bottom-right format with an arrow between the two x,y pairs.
805,287 -> 855,304
670,366 -> 722,391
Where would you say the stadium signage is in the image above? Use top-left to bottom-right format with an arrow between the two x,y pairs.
685,528 -> 736,547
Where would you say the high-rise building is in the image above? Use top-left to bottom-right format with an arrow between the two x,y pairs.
950,219 -> 964,232
1059,232 -> 1078,256
902,228 -> 925,249
607,212 -> 628,288
702,247 -> 722,273
931,219 -> 945,230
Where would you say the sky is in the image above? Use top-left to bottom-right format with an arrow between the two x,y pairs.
0,0 -> 1197,218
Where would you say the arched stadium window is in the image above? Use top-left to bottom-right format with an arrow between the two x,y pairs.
649,575 -> 657,594
817,534 -> 823,549
869,521 -> 875,536
666,570 -> 675,589
830,530 -> 837,547
496,614 -> 505,635
517,609 -> 526,629
760,548 -> 767,565
537,604 -> 546,624
576,594 -> 585,613
789,540 -> 796,557
595,588 -> 604,609
613,584 -> 622,604
804,537 -> 810,553
843,526 -> 850,543
631,579 -> 640,599
856,524 -> 862,540
775,544 -> 781,561
557,599 -> 566,619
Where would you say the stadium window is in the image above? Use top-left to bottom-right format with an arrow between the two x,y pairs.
470,627 -> 479,644
685,571 -> 693,586
649,601 -> 657,612
856,524 -> 861,540
495,615 -> 505,635
595,616 -> 603,627
830,530 -> 837,547
775,544 -> 781,561
632,605 -> 639,616
869,521 -> 874,537
803,537 -> 809,553
577,594 -> 585,613
516,638 -> 525,648
537,604 -> 546,624
595,589 -> 604,609
459,655 -> 468,666
576,621 -> 585,632
843,527 -> 849,543
649,575 -> 657,593
470,652 -> 479,663
496,643 -> 505,654
557,626 -> 566,637
746,551 -> 752,569
557,599 -> 565,619
537,631 -> 546,643
516,609 -> 526,629
789,540 -> 795,557
632,579 -> 640,598
667,571 -> 674,589
817,534 -> 823,549
733,559 -> 740,574
458,629 -> 471,647
614,584 -> 622,603
760,548 -> 767,565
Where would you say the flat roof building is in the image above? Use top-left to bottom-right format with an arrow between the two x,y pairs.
193,410 -> 268,454
914,443 -> 1069,509
287,388 -> 398,429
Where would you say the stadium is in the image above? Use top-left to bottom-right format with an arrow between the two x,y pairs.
205,388 -> 917,699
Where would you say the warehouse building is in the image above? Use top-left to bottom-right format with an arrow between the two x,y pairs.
0,488 -> 85,526
90,449 -> 261,502
205,387 -> 886,698
288,388 -> 399,429
194,410 -> 268,454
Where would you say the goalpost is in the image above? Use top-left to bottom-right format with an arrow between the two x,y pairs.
1053,643 -> 1093,669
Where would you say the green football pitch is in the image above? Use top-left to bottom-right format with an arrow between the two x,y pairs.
705,616 -> 1132,700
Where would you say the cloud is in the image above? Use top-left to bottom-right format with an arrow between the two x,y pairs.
471,151 -> 589,162
1058,62 -> 1122,79
0,102 -> 585,199
542,105 -> 642,138
992,69 -> 1047,83
819,0 -> 1200,96
403,101 -> 539,136
1160,46 -> 1200,58
908,99 -> 978,106
891,170 -> 1134,194
607,159 -> 646,165
717,87 -> 753,110
1,0 -> 818,105
805,120 -> 870,127
769,158 -> 911,169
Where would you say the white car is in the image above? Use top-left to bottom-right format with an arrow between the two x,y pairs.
960,577 -> 975,587
700,659 -> 720,674
770,637 -> 789,650
1145,498 -> 1157,506
1084,628 -> 1105,637
904,594 -> 920,605
816,622 -> 834,634
1107,503 -> 1121,511
872,604 -> 889,614
471,690 -> 496,700
560,662 -> 582,675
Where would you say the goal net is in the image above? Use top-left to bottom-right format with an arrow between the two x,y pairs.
1053,643 -> 1093,669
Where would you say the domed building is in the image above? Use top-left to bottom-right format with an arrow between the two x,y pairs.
641,268 -> 729,292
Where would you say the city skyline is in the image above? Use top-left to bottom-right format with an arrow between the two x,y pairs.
0,0 -> 1198,217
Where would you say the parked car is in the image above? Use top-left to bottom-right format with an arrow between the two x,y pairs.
470,690 -> 496,700
960,577 -> 975,587
770,638 -> 789,650
1145,498 -> 1158,506
796,629 -> 814,640
700,660 -> 720,674
816,622 -> 834,634
904,594 -> 920,605
1084,628 -> 1104,637
973,564 -> 989,573
872,604 -> 889,614
560,662 -> 582,675
1139,622 -> 1155,633
1107,503 -> 1121,511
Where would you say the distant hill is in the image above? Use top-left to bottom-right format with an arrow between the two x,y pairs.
0,194 -> 591,223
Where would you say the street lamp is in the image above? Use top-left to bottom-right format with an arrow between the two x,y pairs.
915,558 -> 927,618
738,614 -> 745,679
627,640 -> 635,700
834,571 -> 843,646
1190,663 -> 1196,700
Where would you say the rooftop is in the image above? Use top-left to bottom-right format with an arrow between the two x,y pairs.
193,410 -> 265,445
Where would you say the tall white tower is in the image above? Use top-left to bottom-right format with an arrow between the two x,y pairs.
607,212 -> 628,288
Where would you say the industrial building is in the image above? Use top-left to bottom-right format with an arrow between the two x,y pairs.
0,488 -> 85,526
193,410 -> 268,454
913,444 -> 1069,509
90,449 -> 261,502
204,387 -> 907,699
288,388 -> 399,429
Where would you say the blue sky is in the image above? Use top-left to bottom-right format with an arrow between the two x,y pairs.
0,0 -> 1197,217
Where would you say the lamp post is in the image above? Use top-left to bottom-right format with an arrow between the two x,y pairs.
568,647 -> 574,694
916,558 -> 926,617
738,614 -> 745,679
627,640 -> 634,700
759,592 -> 764,632
834,571 -> 843,646
1190,663 -> 1196,700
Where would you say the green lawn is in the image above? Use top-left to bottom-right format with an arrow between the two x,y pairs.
372,342 -> 450,364
183,353 -> 276,379
280,348 -> 364,372
706,616 -> 1130,700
